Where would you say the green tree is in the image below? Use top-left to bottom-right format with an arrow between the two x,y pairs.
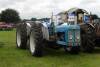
1,8 -> 21,23
38,18 -> 50,21
31,18 -> 37,21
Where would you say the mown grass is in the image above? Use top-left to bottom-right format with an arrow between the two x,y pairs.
0,30 -> 100,67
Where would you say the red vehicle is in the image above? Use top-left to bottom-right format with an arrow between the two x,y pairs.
0,22 -> 13,30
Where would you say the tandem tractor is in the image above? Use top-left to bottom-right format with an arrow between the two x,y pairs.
16,16 -> 81,57
16,8 -> 100,57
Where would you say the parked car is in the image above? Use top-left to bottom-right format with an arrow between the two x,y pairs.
0,22 -> 14,31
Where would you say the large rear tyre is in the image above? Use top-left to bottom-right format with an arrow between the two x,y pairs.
16,23 -> 27,49
29,22 -> 44,57
81,24 -> 95,52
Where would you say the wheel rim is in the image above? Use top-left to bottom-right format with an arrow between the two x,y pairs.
17,30 -> 21,47
30,31 -> 36,54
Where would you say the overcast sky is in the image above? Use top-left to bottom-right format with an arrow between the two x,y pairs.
0,0 -> 100,19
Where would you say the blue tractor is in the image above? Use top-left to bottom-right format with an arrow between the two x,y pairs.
16,17 -> 81,57
66,8 -> 99,52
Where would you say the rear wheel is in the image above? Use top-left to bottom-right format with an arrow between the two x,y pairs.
16,23 -> 27,49
29,22 -> 44,57
81,24 -> 95,52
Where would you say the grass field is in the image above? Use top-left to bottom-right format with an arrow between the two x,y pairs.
0,30 -> 100,67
